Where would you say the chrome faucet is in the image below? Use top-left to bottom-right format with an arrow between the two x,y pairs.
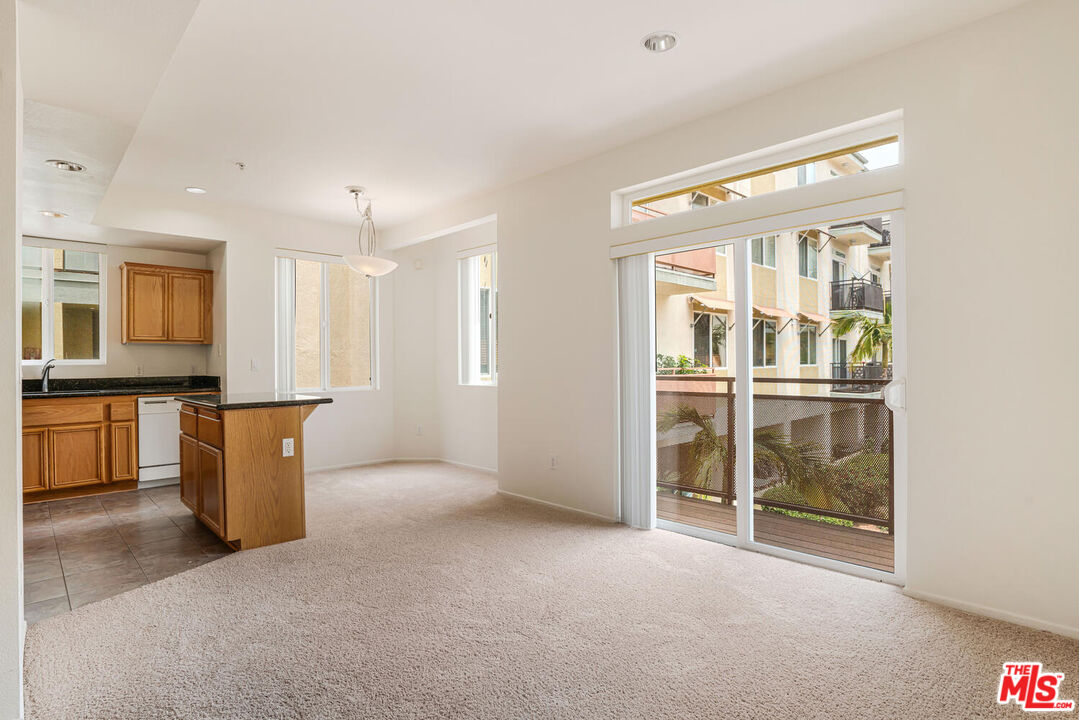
40,358 -> 56,393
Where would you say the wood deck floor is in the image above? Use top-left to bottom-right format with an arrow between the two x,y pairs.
656,492 -> 894,572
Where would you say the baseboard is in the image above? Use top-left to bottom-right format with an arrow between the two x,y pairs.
903,588 -> 1079,640
307,458 -> 397,473
497,489 -> 617,523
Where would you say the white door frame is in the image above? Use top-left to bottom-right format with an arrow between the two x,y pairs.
651,206 -> 907,586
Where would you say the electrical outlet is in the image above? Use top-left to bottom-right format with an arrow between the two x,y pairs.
135,365 -> 143,376
416,424 -> 423,437
282,438 -> 295,457
550,455 -> 557,470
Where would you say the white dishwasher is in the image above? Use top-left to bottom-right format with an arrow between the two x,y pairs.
138,397 -> 183,487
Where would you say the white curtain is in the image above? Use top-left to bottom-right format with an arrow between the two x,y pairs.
617,254 -> 655,529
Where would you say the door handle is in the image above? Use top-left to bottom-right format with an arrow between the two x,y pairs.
883,378 -> 906,412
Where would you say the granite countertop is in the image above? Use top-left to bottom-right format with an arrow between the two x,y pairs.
22,375 -> 220,400
176,392 -> 333,411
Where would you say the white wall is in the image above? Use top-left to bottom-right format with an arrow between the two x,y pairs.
21,243 -> 215,380
392,222 -> 498,471
381,0 -> 1079,635
0,1 -> 22,716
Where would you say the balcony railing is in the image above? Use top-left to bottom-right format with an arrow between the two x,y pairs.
830,278 -> 885,313
831,362 -> 892,393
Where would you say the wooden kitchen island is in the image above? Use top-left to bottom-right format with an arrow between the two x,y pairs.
177,392 -> 332,551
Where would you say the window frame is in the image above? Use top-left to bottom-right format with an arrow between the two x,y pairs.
458,247 -> 498,387
797,233 -> 819,279
21,238 -> 107,367
750,235 -> 777,269
692,311 -> 727,369
274,252 -> 378,393
799,323 -> 818,366
752,318 -> 777,368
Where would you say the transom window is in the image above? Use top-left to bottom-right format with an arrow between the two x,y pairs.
275,255 -> 375,391
629,135 -> 899,223
21,242 -> 105,364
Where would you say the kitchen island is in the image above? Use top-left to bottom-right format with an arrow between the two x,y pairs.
177,392 -> 332,550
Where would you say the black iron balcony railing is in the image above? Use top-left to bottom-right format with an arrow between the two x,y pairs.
830,278 -> 885,313
831,362 -> 893,393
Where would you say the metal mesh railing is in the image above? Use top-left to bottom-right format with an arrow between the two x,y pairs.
655,376 -> 893,534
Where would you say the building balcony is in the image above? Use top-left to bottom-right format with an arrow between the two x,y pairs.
830,278 -> 885,314
830,362 -> 892,393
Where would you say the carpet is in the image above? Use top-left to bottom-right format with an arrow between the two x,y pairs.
23,462 -> 1079,719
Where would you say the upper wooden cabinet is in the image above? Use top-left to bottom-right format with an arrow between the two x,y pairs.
121,262 -> 213,344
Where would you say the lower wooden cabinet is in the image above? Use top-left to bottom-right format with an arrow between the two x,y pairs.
22,395 -> 139,499
49,423 -> 106,488
198,443 -> 225,536
179,433 -> 200,512
22,428 -> 48,494
110,421 -> 137,481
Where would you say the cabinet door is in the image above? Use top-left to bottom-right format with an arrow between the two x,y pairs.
49,424 -> 106,488
197,443 -> 225,537
125,268 -> 168,342
168,272 -> 211,343
22,428 -> 49,493
110,421 -> 137,481
179,433 -> 200,513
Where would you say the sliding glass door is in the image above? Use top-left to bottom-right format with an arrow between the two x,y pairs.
652,214 -> 902,578
654,243 -> 739,537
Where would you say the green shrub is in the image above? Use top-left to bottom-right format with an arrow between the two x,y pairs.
757,484 -> 854,527
829,452 -> 889,520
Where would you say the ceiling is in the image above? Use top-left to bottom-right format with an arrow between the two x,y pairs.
20,0 -> 1030,240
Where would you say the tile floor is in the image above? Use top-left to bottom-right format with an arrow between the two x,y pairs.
23,485 -> 233,624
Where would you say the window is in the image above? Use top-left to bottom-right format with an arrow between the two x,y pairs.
799,324 -> 818,365
22,243 -> 105,364
832,257 -> 846,281
629,135 -> 899,223
693,312 -> 727,368
459,251 -> 497,385
797,233 -> 818,279
275,256 -> 374,391
752,319 -> 777,368
870,271 -> 881,285
750,236 -> 776,268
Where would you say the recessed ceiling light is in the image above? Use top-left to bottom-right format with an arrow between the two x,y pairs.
185,186 -> 207,194
642,32 -> 678,53
39,210 -> 67,218
44,159 -> 85,172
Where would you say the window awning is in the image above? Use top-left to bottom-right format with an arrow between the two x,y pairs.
753,304 -> 797,320
798,310 -> 830,324
689,294 -> 735,313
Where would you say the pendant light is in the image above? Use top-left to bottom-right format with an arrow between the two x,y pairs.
343,186 -> 398,277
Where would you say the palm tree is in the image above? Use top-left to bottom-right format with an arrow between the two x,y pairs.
657,404 -> 838,509
831,299 -> 892,365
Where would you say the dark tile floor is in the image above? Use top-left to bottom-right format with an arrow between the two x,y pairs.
23,485 -> 233,625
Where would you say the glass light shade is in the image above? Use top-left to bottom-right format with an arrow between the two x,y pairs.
344,254 -> 398,277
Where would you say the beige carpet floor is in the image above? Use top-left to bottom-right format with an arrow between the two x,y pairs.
24,462 -> 1079,719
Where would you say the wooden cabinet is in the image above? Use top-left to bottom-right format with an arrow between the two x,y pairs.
179,433 -> 200,512
23,395 -> 136,500
121,262 -> 213,344
180,406 -> 227,540
178,401 -> 323,551
197,444 -> 225,536
110,421 -> 137,481
22,428 -> 48,493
